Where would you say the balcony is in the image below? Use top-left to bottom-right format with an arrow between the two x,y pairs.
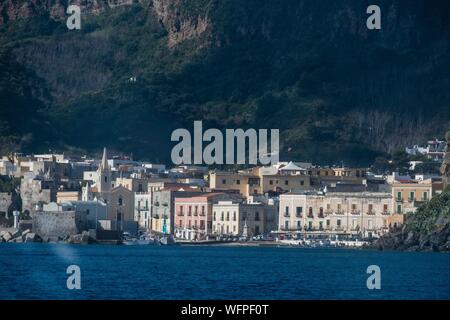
396,198 -> 403,202
284,213 -> 290,217
307,214 -> 314,219
366,211 -> 376,215
408,198 -> 415,203
335,211 -> 344,215
381,211 -> 390,215
351,210 -> 360,215
295,214 -> 302,218
318,213 -> 324,218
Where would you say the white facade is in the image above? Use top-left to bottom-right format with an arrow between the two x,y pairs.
135,192 -> 152,230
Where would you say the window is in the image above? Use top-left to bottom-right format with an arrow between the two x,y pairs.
222,179 -> 226,184
397,191 -> 402,201
104,176 -> 108,183
284,180 -> 289,185
319,207 -> 324,216
255,211 -> 260,221
221,212 -> 224,221
337,204 -> 342,212
201,206 -> 205,216
285,206 -> 289,216
409,191 -> 415,201
118,197 -> 123,206
285,221 -> 289,229
226,212 -> 229,221
423,192 -> 428,201
180,206 -> 184,216
269,180 -> 273,185
179,220 -> 182,227
383,204 -> 388,212
300,181 -> 304,186
233,212 -> 236,221
236,179 -> 240,185
194,206 -> 198,216
308,207 -> 313,216
242,213 -> 247,221
200,220 -> 205,230
368,204 -> 373,213
188,206 -> 192,216
86,209 -> 90,215
351,204 -> 356,212
397,204 -> 402,214
297,221 -> 301,229
337,219 -> 341,227
296,207 -> 302,217
213,211 -> 216,221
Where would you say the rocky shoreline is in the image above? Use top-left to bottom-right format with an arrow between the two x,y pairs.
0,229 -> 93,244
371,224 -> 450,252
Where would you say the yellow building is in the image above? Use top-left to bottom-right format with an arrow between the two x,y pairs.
56,191 -> 79,203
391,179 -> 433,214
209,171 -> 310,197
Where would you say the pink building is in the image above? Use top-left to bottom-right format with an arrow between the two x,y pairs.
174,193 -> 241,240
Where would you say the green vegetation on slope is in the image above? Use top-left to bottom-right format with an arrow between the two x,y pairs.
0,0 -> 449,164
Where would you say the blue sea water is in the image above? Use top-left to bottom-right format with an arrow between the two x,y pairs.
0,243 -> 449,300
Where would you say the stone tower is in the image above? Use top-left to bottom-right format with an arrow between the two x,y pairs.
96,147 -> 112,198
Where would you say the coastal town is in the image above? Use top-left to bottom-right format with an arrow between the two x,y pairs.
0,138 -> 447,247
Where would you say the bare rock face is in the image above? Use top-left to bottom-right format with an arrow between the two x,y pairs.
440,131 -> 450,188
151,0 -> 211,48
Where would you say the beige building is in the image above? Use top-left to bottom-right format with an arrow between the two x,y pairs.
209,171 -> 310,197
212,201 -> 278,237
115,177 -> 148,192
391,179 -> 433,214
56,191 -> 80,203
279,191 -> 392,237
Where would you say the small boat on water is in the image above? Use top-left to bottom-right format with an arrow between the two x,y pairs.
122,232 -> 159,245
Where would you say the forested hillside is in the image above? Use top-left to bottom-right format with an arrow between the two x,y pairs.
0,0 -> 449,164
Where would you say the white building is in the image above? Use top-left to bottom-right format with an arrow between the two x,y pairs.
135,192 -> 152,230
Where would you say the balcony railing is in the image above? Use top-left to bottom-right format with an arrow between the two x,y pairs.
307,214 -> 314,218
296,214 -> 302,218
284,213 -> 290,217
381,211 -> 390,215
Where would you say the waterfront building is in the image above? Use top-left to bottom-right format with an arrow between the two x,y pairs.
391,179 -> 433,214
135,192 -> 152,230
279,191 -> 392,237
151,187 -> 203,235
212,200 -> 278,237
174,193 -> 242,240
